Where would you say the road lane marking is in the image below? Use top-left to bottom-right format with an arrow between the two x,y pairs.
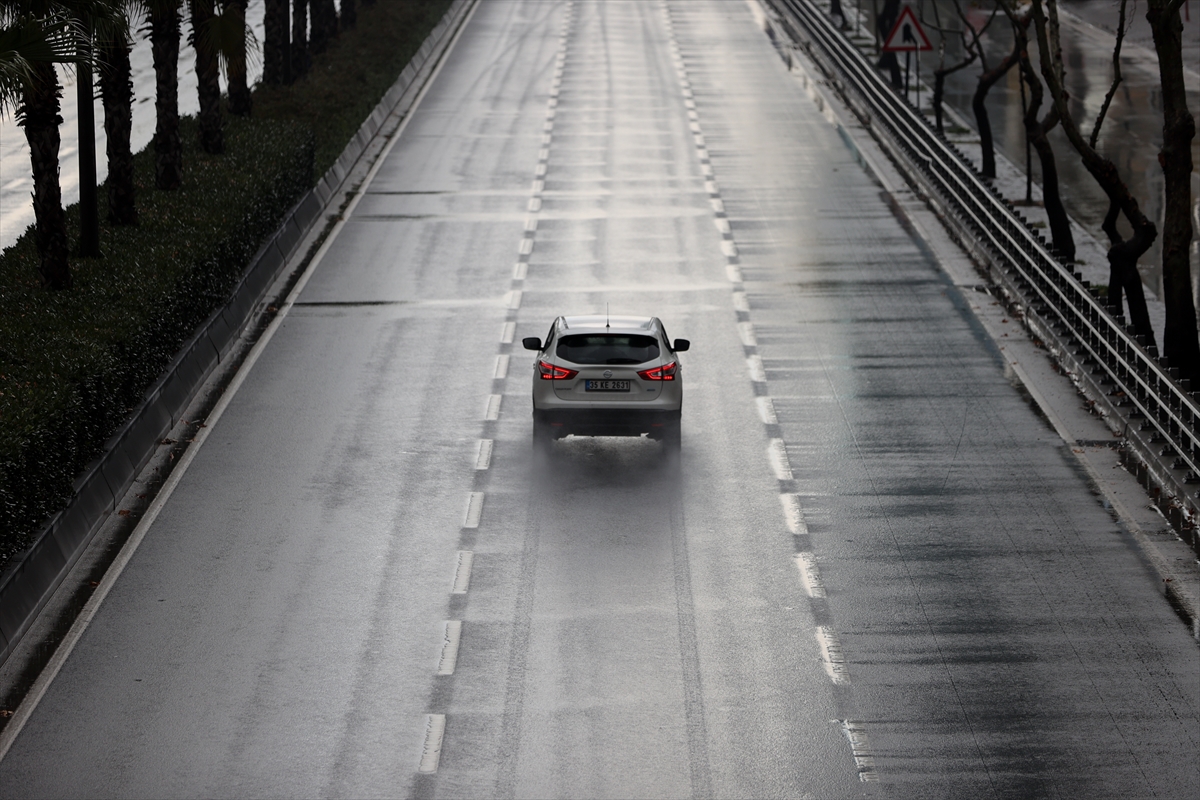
732,291 -> 749,312
512,262 -> 527,280
840,721 -> 879,782
756,397 -> 778,425
768,439 -> 793,481
484,394 -> 502,421
452,550 -> 474,594
780,494 -> 808,535
816,627 -> 850,685
500,322 -> 515,344
463,492 -> 485,528
418,714 -> 446,773
738,321 -> 757,347
527,197 -> 541,212
710,197 -> 725,213
493,355 -> 509,380
794,553 -> 826,598
508,290 -> 523,310
747,354 -> 766,382
518,238 -> 534,256
720,239 -> 737,258
0,0 -> 485,763
474,439 -> 493,470
714,217 -> 729,235
436,621 -> 463,675
726,264 -> 743,283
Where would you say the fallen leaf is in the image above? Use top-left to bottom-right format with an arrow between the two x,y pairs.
118,509 -> 131,517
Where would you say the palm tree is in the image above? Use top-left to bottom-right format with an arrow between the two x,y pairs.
190,0 -> 221,153
146,0 -> 181,188
97,3 -> 136,223
2,3 -> 81,288
221,0 -> 249,115
262,0 -> 287,84
290,0 -> 306,80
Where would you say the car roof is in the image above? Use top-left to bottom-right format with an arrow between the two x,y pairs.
559,315 -> 657,334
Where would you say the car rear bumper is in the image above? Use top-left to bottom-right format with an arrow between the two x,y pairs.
535,408 -> 681,438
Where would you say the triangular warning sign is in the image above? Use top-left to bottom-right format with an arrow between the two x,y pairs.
882,6 -> 933,52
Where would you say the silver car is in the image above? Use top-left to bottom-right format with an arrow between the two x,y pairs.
523,315 -> 690,449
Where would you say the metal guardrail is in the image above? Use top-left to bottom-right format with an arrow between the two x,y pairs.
771,0 -> 1200,506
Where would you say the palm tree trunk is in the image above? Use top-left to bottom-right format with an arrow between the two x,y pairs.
264,0 -> 290,84
99,37 -> 137,224
224,0 -> 252,116
151,0 -> 182,189
291,0 -> 309,80
192,0 -> 224,154
19,60 -> 71,289
340,0 -> 355,29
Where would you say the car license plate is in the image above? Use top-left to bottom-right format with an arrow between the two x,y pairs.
585,380 -> 630,392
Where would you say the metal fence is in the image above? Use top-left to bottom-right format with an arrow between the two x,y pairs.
771,0 -> 1200,508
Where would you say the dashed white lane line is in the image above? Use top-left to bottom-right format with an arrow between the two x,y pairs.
463,492 -> 485,529
768,439 -> 793,481
816,626 -> 850,685
714,217 -> 730,235
513,262 -> 527,280
474,439 -> 493,471
709,197 -> 725,214
518,238 -> 534,256
840,721 -> 879,782
418,714 -> 446,774
436,621 -> 463,675
484,394 -> 502,421
794,553 -> 826,598
493,355 -> 509,380
780,494 -> 808,535
732,291 -> 750,312
756,396 -> 778,425
452,550 -> 474,594
726,264 -> 743,283
720,240 -> 738,258
737,321 -> 757,347
527,197 -> 541,212
747,354 -> 767,382
500,321 -> 515,344
508,290 -> 523,310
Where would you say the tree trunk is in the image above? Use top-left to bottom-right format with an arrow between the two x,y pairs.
1146,0 -> 1200,381
1018,54 -> 1073,260
19,60 -> 71,289
224,0 -> 252,116
310,0 -> 337,54
192,0 -> 224,154
972,37 -> 1021,179
99,37 -> 137,225
876,0 -> 902,89
291,0 -> 309,80
1030,0 -> 1156,344
340,0 -> 355,30
264,0 -> 289,84
151,0 -> 182,189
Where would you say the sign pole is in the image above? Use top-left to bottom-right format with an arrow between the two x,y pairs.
904,51 -> 910,100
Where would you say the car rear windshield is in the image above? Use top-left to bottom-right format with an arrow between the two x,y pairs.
556,334 -> 660,365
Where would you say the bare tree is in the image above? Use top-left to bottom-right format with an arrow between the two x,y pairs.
969,3 -> 1020,180
1029,0 -> 1155,342
1145,0 -> 1199,381
922,0 -> 985,135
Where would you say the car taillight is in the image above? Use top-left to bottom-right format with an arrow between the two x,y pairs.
637,361 -> 678,381
538,360 -> 578,380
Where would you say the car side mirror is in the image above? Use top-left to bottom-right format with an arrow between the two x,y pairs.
522,337 -> 543,351
673,338 -> 690,352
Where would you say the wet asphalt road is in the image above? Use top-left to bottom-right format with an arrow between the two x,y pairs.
1,1 -> 1198,798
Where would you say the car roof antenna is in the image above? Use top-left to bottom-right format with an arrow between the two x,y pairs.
606,303 -> 610,329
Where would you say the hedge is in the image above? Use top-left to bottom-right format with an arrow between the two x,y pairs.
0,116 -> 314,570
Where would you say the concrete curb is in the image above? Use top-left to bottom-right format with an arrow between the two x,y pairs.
0,0 -> 476,667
